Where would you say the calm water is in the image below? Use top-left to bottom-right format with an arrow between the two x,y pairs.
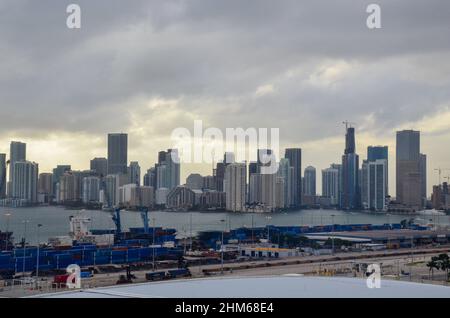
0,206 -> 448,245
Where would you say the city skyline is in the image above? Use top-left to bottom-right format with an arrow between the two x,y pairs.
0,126 -> 443,199
0,1 -> 449,197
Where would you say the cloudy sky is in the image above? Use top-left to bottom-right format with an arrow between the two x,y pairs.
0,0 -> 449,195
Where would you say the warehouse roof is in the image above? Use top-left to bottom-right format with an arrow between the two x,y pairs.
31,275 -> 450,298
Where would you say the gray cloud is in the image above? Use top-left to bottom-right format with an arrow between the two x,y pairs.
0,0 -> 449,167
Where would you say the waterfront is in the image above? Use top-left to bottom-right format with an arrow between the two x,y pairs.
0,206 -> 449,245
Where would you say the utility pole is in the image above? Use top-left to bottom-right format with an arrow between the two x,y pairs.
152,217 -> 156,271
220,219 -> 225,275
36,224 -> 42,281
331,214 -> 335,255
189,213 -> 193,251
22,220 -> 29,277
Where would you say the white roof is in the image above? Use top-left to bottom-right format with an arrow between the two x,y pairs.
31,276 -> 450,298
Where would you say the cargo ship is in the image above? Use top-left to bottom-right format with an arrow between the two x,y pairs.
0,212 -> 183,278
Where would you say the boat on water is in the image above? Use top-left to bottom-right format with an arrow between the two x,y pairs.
0,211 -> 183,277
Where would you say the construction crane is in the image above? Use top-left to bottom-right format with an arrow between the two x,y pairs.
342,121 -> 356,130
434,168 -> 450,185
101,178 -> 122,238
135,178 -> 150,235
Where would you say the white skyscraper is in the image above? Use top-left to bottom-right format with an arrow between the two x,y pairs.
104,174 -> 128,207
303,166 -> 316,196
128,161 -> 141,186
8,141 -> 26,196
362,159 -> 388,211
82,176 -> 101,203
225,162 -> 247,212
12,161 -> 38,204
322,166 -> 340,206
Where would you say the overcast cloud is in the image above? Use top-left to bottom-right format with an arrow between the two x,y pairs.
0,0 -> 449,194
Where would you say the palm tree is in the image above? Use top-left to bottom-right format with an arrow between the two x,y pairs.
427,256 -> 439,280
437,254 -> 450,280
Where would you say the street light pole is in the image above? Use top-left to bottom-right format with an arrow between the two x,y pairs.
220,219 -> 225,275
251,214 -> 254,243
36,224 -> 42,280
331,214 -> 335,255
189,213 -> 193,251
152,217 -> 156,271
22,220 -> 29,277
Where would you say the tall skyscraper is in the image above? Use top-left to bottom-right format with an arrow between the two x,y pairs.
155,149 -> 180,190
278,158 -> 294,207
303,166 -> 316,196
322,166 -> 340,206
0,153 -> 6,198
284,148 -> 302,206
38,173 -> 53,195
248,173 -> 262,204
224,162 -> 247,212
143,168 -> 156,188
8,141 -> 26,196
341,127 -> 360,209
361,159 -> 388,211
12,161 -> 38,203
107,133 -> 128,175
52,165 -> 71,198
82,176 -> 101,203
103,174 -> 128,207
419,153 -> 427,206
90,157 -> 108,177
367,146 -> 389,196
128,161 -> 141,186
396,130 -> 421,209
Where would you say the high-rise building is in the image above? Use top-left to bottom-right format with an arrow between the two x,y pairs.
38,173 -> 53,195
396,130 -> 421,209
367,146 -> 389,196
224,162 -> 247,212
82,176 -> 100,203
284,148 -> 302,206
52,165 -> 71,197
303,166 -> 316,196
12,161 -> 38,203
0,153 -> 6,198
214,162 -> 226,192
128,161 -> 141,186
155,149 -> 180,190
419,153 -> 427,206
322,166 -> 340,206
143,168 -> 156,188
103,174 -> 128,207
261,172 -> 276,210
278,158 -> 294,207
107,133 -> 128,175
8,141 -> 26,196
90,157 -> 107,177
341,127 -> 360,209
361,159 -> 388,211
368,146 -> 388,162
248,173 -> 262,204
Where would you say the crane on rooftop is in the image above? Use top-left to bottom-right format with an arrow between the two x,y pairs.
342,121 -> 356,130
